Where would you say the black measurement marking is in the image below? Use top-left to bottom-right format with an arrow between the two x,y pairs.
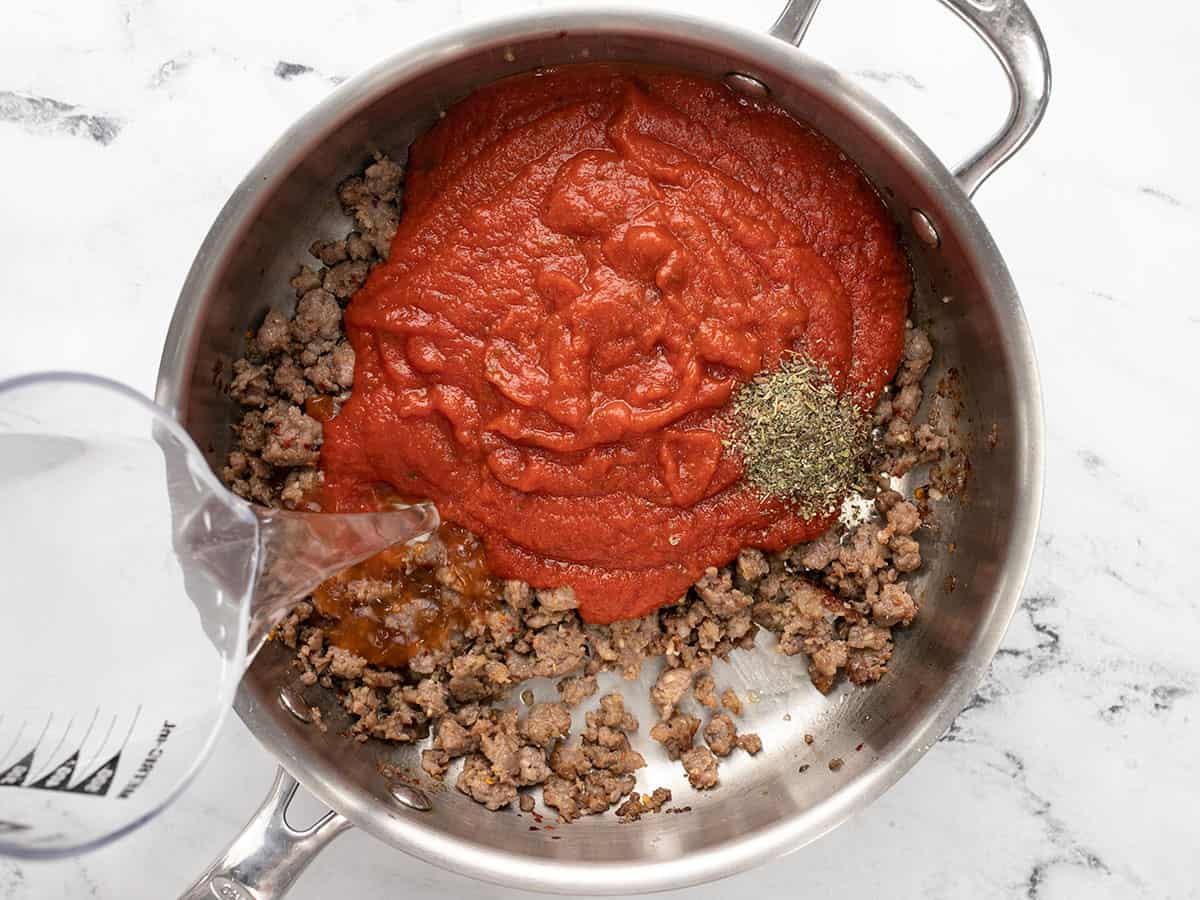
29,751 -> 78,791
28,714 -> 71,785
0,714 -> 51,789
0,718 -> 27,772
72,711 -> 116,789
0,707 -> 144,799
69,751 -> 122,797
0,748 -> 36,788
73,705 -> 141,798
29,708 -> 99,792
121,706 -> 142,754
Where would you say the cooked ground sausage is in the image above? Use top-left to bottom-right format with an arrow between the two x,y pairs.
231,155 -> 954,819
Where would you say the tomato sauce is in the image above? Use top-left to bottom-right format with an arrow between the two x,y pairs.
320,65 -> 910,624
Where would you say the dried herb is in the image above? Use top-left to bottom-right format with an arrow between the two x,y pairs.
726,356 -> 870,517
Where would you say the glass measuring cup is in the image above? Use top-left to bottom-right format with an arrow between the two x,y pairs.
0,372 -> 438,859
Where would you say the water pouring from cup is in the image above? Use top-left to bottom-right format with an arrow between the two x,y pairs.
0,373 -> 437,858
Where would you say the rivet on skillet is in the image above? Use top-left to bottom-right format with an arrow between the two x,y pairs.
389,783 -> 433,812
910,209 -> 941,248
278,684 -> 313,723
723,72 -> 770,99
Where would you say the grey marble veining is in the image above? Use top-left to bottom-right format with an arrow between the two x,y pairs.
0,0 -> 1196,897
0,91 -> 122,144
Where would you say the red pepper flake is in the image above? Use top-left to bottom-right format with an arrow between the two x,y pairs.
855,742 -> 864,752
529,826 -> 539,831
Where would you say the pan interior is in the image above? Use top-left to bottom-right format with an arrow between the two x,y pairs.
163,13 -> 1038,894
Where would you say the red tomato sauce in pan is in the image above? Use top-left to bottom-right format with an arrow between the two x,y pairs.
320,65 -> 910,624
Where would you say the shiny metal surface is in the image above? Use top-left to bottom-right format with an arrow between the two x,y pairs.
911,208 -> 942,248
768,0 -> 1052,196
722,72 -> 771,99
941,0 -> 1052,196
768,0 -> 823,45
388,783 -> 434,813
277,685 -> 313,725
178,770 -> 351,900
158,2 -> 1048,896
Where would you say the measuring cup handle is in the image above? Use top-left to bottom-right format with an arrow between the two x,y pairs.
178,768 -> 352,900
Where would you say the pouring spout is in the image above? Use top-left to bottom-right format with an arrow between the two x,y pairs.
247,503 -> 440,655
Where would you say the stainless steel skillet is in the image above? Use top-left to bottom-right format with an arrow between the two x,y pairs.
157,1 -> 1049,895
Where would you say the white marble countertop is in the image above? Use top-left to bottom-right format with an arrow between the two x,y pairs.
1,0 -> 1197,897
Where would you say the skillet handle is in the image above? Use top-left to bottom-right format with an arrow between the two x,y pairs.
178,768 -> 352,900
769,0 -> 1051,197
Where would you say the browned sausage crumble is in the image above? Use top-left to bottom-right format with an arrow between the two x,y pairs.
224,154 -> 958,822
